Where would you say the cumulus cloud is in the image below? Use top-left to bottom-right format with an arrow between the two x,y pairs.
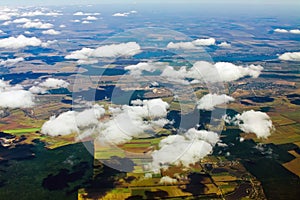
12,18 -> 30,23
278,52 -> 300,61
83,16 -> 97,21
197,94 -> 235,110
193,37 -> 216,46
82,20 -> 91,24
159,176 -> 177,185
97,98 -> 170,145
274,28 -> 300,34
21,10 -> 62,17
0,79 -> 34,109
274,28 -> 288,33
217,41 -> 231,48
290,29 -> 300,34
42,29 -> 61,35
125,61 -> 263,83
112,11 -> 137,17
0,57 -> 24,66
0,35 -> 42,49
73,11 -> 100,16
22,21 -> 54,29
70,19 -> 80,23
167,41 -> 197,49
41,105 -> 105,136
151,128 -> 219,170
226,110 -> 274,138
0,14 -> 11,21
39,78 -> 69,89
190,61 -> 263,82
65,42 -> 141,64
29,86 -> 47,94
167,37 -> 216,50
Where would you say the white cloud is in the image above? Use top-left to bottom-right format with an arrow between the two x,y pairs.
192,37 -> 216,46
39,78 -> 69,89
29,86 -> 47,94
274,28 -> 300,34
2,20 -> 11,26
290,29 -> 300,34
218,42 -> 231,48
42,29 -> 61,35
82,20 -> 91,24
197,94 -> 235,110
0,57 -> 24,66
83,16 -> 97,21
125,62 -> 165,76
125,61 -> 263,83
22,21 -> 54,29
65,42 -> 141,64
151,128 -> 219,170
274,28 -> 288,33
235,110 -> 274,138
167,37 -> 216,50
0,14 -> 11,21
192,61 -> 263,82
166,41 -> 196,49
159,176 -> 177,185
21,10 -> 62,17
113,12 -> 130,17
97,98 -> 170,145
70,19 -> 80,23
112,11 -> 137,17
59,24 -> 66,28
73,11 -> 100,16
41,105 -> 105,136
12,18 -> 30,23
0,35 -> 42,49
279,52 -> 300,61
0,79 -> 34,109
41,40 -> 57,48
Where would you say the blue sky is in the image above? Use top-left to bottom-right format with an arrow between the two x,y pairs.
0,0 -> 299,6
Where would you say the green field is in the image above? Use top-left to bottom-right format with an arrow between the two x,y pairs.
3,128 -> 41,134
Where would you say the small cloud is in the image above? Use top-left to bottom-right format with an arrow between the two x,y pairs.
0,14 -> 11,21
217,41 -> 231,48
274,28 -> 300,34
42,29 -> 61,35
39,78 -> 69,89
274,28 -> 288,33
167,37 -> 216,49
65,42 -> 141,64
279,52 -> 300,61
82,20 -> 91,24
73,11 -> 100,16
0,79 -> 34,109
83,16 -> 97,21
151,128 -> 219,170
197,94 -> 235,111
290,29 -> 300,34
12,18 -> 30,24
230,110 -> 274,139
159,176 -> 177,185
41,105 -> 105,136
0,35 -> 43,49
112,11 -> 137,17
0,57 -> 24,66
22,21 -> 54,29
192,37 -> 216,46
70,19 -> 80,23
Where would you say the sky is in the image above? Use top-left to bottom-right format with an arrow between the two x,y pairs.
0,0 -> 299,6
